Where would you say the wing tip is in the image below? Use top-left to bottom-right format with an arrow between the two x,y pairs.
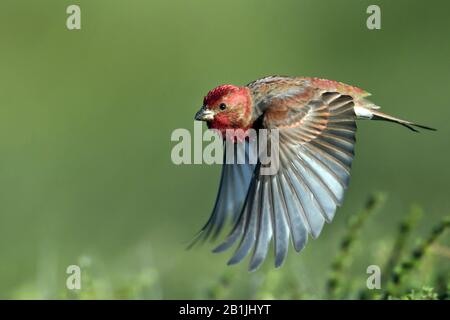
274,254 -> 287,268
213,241 -> 234,253
227,256 -> 243,266
248,259 -> 264,272
292,236 -> 308,253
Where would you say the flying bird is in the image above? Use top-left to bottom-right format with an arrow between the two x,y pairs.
192,76 -> 435,271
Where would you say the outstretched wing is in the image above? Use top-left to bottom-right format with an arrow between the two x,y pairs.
215,85 -> 358,271
189,140 -> 256,246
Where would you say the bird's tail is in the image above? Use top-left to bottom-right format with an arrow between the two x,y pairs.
355,106 -> 436,132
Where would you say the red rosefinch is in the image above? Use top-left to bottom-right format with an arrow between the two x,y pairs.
193,76 -> 435,271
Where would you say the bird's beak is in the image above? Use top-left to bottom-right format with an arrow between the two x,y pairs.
194,106 -> 214,121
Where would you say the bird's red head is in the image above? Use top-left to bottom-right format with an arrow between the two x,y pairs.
194,84 -> 253,140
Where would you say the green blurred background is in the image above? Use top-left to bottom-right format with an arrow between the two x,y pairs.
0,0 -> 448,299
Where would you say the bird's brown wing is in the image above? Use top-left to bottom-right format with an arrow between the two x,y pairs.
214,88 -> 357,271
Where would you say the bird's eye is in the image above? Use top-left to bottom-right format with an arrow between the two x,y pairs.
219,103 -> 227,110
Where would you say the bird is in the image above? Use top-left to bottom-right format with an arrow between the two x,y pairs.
192,76 -> 435,272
